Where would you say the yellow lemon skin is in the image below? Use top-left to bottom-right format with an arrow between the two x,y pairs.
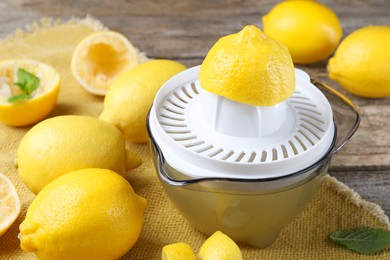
328,26 -> 390,98
198,231 -> 243,260
19,168 -> 147,260
99,60 -> 186,143
263,1 -> 342,64
199,25 -> 295,106
162,242 -> 196,260
0,59 -> 60,127
17,115 -> 141,194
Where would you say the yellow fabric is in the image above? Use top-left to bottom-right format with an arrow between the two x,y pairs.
0,17 -> 389,259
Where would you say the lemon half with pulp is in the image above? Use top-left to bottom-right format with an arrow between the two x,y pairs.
0,59 -> 60,127
0,173 -> 21,237
71,30 -> 146,95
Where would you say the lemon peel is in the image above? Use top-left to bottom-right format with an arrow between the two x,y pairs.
328,26 -> 390,98
263,0 -> 342,64
19,168 -> 147,260
0,59 -> 60,126
99,59 -> 186,143
71,30 -> 146,95
17,115 -> 141,194
0,173 -> 20,237
198,231 -> 243,260
199,25 -> 295,106
162,242 -> 196,260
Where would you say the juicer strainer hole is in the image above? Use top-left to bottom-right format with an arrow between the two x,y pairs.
300,124 -> 321,140
298,111 -> 325,124
289,100 -> 317,107
195,144 -> 214,153
183,140 -> 205,148
181,86 -> 194,99
222,151 -> 234,160
160,121 -> 187,127
164,129 -> 191,134
167,98 -> 185,109
208,148 -> 224,157
288,140 -> 298,155
298,129 -> 315,145
260,151 -> 267,162
173,135 -> 197,141
248,152 -> 257,163
295,106 -> 322,116
290,94 -> 309,100
162,105 -> 184,115
272,148 -> 278,161
294,135 -> 307,151
159,114 -> 185,121
173,92 -> 189,104
281,145 -> 288,159
191,82 -> 199,94
235,152 -> 246,162
301,118 -> 325,132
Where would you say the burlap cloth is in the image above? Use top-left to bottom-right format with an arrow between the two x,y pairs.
0,17 -> 389,259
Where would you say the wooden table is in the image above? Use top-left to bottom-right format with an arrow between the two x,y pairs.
1,0 -> 389,217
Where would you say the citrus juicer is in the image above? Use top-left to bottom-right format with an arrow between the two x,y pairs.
147,66 -> 360,248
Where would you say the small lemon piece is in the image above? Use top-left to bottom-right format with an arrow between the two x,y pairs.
19,168 -> 147,260
0,59 -> 60,126
198,231 -> 243,260
71,30 -> 146,95
17,115 -> 141,194
262,0 -> 342,64
199,25 -> 295,106
328,26 -> 390,98
0,173 -> 21,237
99,59 -> 186,143
162,242 -> 196,260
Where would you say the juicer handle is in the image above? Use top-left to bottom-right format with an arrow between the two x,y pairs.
311,79 -> 360,155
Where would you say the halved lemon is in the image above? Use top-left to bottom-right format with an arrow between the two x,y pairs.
0,59 -> 60,127
71,30 -> 145,96
0,173 -> 21,237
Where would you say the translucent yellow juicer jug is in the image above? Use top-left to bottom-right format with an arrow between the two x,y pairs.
147,66 -> 360,248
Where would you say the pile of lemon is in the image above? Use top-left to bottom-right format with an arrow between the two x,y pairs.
262,0 -> 390,98
1,0 -> 389,259
0,28 -> 186,259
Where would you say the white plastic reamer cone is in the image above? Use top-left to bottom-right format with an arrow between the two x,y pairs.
149,66 -> 335,179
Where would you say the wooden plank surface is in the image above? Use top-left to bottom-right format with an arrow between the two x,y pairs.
0,0 -> 389,214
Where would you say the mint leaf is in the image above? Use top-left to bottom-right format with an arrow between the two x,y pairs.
8,68 -> 40,103
330,227 -> 390,255
15,68 -> 40,95
7,93 -> 32,103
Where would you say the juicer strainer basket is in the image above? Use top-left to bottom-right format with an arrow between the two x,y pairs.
149,66 -> 335,179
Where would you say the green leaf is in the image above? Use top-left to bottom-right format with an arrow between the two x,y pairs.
8,68 -> 40,103
330,227 -> 390,255
14,68 -> 40,96
7,93 -> 32,103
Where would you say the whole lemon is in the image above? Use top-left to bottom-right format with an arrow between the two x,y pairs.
19,168 -> 147,260
328,26 -> 390,98
17,115 -> 141,194
262,0 -> 342,64
199,25 -> 295,106
99,60 -> 186,143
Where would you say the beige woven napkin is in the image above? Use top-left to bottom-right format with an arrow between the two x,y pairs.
0,17 -> 389,259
